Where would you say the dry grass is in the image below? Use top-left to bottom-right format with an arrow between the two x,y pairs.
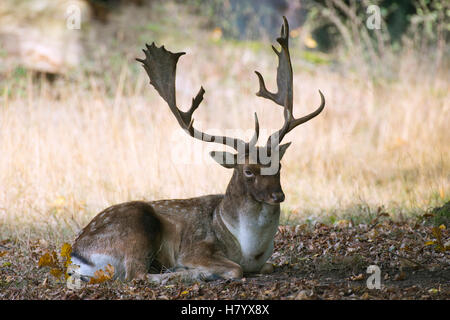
0,3 -> 448,243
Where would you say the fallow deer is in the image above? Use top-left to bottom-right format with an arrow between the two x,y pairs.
70,17 -> 325,282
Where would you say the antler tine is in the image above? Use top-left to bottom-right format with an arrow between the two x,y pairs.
266,102 -> 291,149
255,16 -> 292,112
255,17 -> 325,149
287,90 -> 325,131
138,42 -> 258,153
248,112 -> 260,148
182,86 -> 205,125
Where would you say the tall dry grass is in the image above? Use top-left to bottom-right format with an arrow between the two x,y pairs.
0,4 -> 448,242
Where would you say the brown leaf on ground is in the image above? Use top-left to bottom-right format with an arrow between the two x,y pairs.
89,264 -> 115,284
38,251 -> 58,268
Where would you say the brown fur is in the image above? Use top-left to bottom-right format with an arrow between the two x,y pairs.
71,17 -> 324,282
71,166 -> 281,281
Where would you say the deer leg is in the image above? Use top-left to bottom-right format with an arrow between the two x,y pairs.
147,269 -> 218,285
259,262 -> 274,274
180,253 -> 243,280
124,257 -> 150,281
147,253 -> 242,284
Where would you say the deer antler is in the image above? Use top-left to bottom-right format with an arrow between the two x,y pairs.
137,43 -> 259,154
254,16 -> 325,149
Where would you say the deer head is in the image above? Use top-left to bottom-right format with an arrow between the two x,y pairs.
137,16 -> 325,206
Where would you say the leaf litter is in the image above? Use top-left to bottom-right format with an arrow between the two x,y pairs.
0,207 -> 448,299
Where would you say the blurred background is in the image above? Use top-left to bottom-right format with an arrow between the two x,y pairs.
0,0 -> 448,240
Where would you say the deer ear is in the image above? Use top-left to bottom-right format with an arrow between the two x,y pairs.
277,142 -> 291,160
209,151 -> 237,169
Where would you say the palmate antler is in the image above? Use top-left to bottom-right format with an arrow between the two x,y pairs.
137,17 -> 325,167
255,16 -> 325,149
136,43 -> 259,156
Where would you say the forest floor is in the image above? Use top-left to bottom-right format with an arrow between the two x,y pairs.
1,204 -> 448,300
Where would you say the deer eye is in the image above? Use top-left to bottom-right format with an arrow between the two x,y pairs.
244,169 -> 254,178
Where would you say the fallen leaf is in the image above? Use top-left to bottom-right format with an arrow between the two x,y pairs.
89,264 -> 115,284
431,227 -> 445,251
360,292 -> 370,300
60,243 -> 72,259
295,290 -> 310,300
350,273 -> 365,281
61,243 -> 73,270
105,264 -> 114,277
50,268 -> 64,279
394,271 -> 406,281
38,251 -> 58,268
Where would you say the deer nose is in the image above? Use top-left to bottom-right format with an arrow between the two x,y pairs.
270,191 -> 285,203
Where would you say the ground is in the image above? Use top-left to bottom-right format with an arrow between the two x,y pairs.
1,207 -> 448,300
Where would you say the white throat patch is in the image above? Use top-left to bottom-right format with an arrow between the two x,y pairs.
221,203 -> 280,272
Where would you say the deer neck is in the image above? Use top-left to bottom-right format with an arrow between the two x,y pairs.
213,170 -> 280,271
